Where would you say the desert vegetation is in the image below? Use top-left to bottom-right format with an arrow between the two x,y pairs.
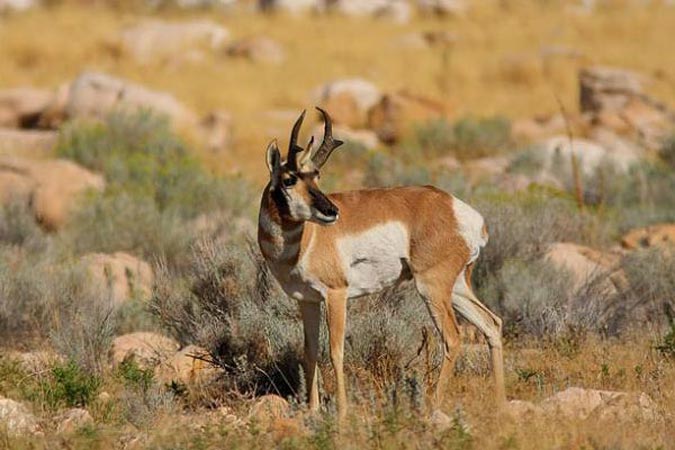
0,0 -> 674,449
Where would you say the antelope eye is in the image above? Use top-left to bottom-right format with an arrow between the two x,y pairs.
282,176 -> 297,187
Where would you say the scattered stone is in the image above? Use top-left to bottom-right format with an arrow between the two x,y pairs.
511,114 -> 567,142
417,0 -> 468,17
329,0 -> 412,24
579,66 -> 646,114
66,72 -> 198,128
544,242 -> 625,294
541,387 -> 661,422
6,351 -> 62,375
462,156 -> 510,184
0,0 -> 39,13
120,20 -> 230,64
621,223 -> 675,250
199,110 -> 233,153
0,156 -> 105,230
227,36 -> 285,65
249,395 -> 289,427
80,252 -> 154,307
368,91 -> 448,144
155,345 -> 221,385
258,0 -> 318,14
506,400 -> 543,420
311,123 -> 381,149
429,409 -> 452,430
0,87 -> 54,128
0,128 -> 58,157
312,78 -> 382,129
0,397 -> 40,436
56,408 -> 93,434
532,135 -> 639,178
110,332 -> 180,370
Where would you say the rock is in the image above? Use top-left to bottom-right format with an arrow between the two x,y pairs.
0,128 -> 58,157
199,110 -> 233,153
329,0 -> 412,24
417,0 -> 467,16
6,351 -> 62,375
532,135 -> 639,178
311,123 -> 381,149
462,156 -> 510,184
506,400 -> 543,420
66,72 -> 198,128
227,36 -> 285,65
120,20 -> 230,64
110,332 -> 180,370
368,91 -> 448,144
0,397 -> 40,436
312,79 -> 382,129
429,409 -> 452,429
258,0 -> 318,14
541,387 -> 660,422
249,395 -> 289,426
579,66 -> 646,114
0,87 -> 54,128
544,242 -> 625,294
56,408 -> 93,434
511,114 -> 567,142
0,0 -> 38,12
155,345 -> 221,385
621,223 -> 675,250
80,252 -> 154,307
0,156 -> 105,230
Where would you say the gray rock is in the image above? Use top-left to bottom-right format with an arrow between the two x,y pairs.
0,397 -> 40,436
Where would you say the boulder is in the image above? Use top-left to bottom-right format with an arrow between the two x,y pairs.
110,332 -> 180,370
541,387 -> 660,422
0,156 -> 105,230
368,91 -> 448,144
329,0 -> 412,23
249,395 -> 290,426
511,114 -> 567,142
417,0 -> 467,16
56,408 -> 93,434
6,351 -> 62,375
0,0 -> 38,12
0,128 -> 58,157
0,87 -> 53,128
0,397 -> 40,436
579,66 -> 646,115
312,79 -> 382,129
155,345 -> 221,385
227,36 -> 285,65
120,20 -> 230,64
621,223 -> 675,250
258,0 -> 318,14
199,110 -> 233,153
65,72 -> 198,128
462,156 -> 510,184
80,252 -> 154,307
544,242 -> 625,294
531,135 -> 639,178
311,123 -> 381,149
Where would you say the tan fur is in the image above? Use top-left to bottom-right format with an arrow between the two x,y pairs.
259,181 -> 506,419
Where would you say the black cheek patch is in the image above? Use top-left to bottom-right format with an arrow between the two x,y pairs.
308,187 -> 339,216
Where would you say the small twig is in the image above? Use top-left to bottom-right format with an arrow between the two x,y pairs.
553,91 -> 585,211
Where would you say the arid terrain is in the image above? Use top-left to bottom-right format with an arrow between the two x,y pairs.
0,0 -> 674,449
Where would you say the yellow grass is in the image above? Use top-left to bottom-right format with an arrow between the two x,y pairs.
1,2 -> 674,180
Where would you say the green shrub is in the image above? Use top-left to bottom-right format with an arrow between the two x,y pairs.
39,360 -> 101,409
406,116 -> 512,161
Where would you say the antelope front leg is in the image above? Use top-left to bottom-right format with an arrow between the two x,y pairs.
325,289 -> 348,420
300,301 -> 321,411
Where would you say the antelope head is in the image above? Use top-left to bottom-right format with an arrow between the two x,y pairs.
265,107 -> 344,225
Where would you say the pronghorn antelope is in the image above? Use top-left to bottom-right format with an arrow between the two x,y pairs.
258,108 -> 505,418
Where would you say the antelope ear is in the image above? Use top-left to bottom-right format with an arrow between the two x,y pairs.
266,140 -> 281,187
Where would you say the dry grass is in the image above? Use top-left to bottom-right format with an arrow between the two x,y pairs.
1,1 -> 675,180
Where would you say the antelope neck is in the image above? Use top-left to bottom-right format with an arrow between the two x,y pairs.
258,191 -> 310,263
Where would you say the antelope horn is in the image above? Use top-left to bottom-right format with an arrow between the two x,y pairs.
299,135 -> 315,167
286,109 -> 306,171
310,107 -> 343,169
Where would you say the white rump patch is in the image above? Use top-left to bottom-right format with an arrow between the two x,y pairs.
452,196 -> 487,264
336,222 -> 410,298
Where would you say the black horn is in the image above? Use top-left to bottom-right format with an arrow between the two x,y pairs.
286,109 -> 306,171
311,107 -> 344,169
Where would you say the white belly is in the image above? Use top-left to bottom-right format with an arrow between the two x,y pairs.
337,222 -> 410,298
